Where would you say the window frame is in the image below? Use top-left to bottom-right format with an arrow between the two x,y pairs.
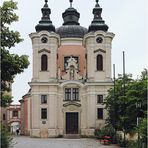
13,110 -> 18,118
41,54 -> 48,71
3,114 -> 6,120
41,95 -> 48,104
72,88 -> 79,101
41,108 -> 47,120
97,95 -> 103,104
64,88 -> 79,101
65,88 -> 71,101
97,108 -> 104,119
96,37 -> 103,43
96,54 -> 103,71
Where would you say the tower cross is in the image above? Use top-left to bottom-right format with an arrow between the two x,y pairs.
45,0 -> 48,4
70,0 -> 73,8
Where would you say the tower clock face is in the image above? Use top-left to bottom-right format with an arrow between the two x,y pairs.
96,37 -> 103,43
41,37 -> 48,43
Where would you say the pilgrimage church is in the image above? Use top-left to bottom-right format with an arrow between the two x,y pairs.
20,0 -> 115,137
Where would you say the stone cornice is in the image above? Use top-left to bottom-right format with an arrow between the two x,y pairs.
83,31 -> 115,47
84,81 -> 113,86
28,82 -> 59,86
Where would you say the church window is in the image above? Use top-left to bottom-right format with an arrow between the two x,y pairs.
64,56 -> 79,70
3,114 -> 6,120
41,54 -> 48,71
97,108 -> 103,119
41,95 -> 47,104
65,88 -> 79,101
96,37 -> 103,43
96,54 -> 103,71
65,88 -> 71,101
41,108 -> 47,119
41,37 -> 48,43
97,95 -> 103,104
13,110 -> 18,117
72,88 -> 79,101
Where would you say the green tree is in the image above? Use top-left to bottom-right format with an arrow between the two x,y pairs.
0,124 -> 13,148
105,70 -> 147,134
105,74 -> 133,133
1,0 -> 30,107
138,118 -> 147,144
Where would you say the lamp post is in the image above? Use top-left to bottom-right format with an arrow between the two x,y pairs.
136,101 -> 142,147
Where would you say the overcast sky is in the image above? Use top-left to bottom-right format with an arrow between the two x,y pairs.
1,0 -> 148,104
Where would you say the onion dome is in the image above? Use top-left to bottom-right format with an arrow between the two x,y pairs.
35,0 -> 55,32
88,0 -> 108,32
56,0 -> 87,38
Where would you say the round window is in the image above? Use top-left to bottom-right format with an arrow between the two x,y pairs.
41,37 -> 48,43
96,37 -> 103,43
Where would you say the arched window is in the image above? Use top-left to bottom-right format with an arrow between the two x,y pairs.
41,54 -> 48,71
96,54 -> 103,71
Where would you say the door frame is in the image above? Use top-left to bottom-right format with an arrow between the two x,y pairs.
64,111 -> 80,135
66,112 -> 78,134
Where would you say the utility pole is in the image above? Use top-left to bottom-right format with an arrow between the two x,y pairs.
113,64 -> 116,143
123,51 -> 126,147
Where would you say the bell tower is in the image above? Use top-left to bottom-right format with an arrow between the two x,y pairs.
84,0 -> 115,81
30,0 -> 60,82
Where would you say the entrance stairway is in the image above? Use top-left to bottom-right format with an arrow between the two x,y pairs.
64,134 -> 81,139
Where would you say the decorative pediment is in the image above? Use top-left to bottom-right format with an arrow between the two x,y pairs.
94,49 -> 106,53
38,49 -> 51,53
63,101 -> 81,107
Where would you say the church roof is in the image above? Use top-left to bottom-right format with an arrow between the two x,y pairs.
35,0 -> 55,32
56,25 -> 87,38
35,0 -> 109,35
88,0 -> 108,32
56,0 -> 87,38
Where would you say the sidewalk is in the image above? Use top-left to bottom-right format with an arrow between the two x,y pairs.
13,136 -> 120,148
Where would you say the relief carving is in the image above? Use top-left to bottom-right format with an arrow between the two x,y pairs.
62,56 -> 82,80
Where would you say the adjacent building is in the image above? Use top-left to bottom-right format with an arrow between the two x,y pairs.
1,105 -> 21,134
20,0 -> 115,138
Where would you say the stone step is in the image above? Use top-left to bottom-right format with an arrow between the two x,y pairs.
64,134 -> 81,139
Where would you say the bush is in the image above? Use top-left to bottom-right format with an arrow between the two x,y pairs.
127,140 -> 147,148
138,118 -> 147,144
94,125 -> 115,141
126,140 -> 139,148
116,134 -> 128,147
0,124 -> 13,148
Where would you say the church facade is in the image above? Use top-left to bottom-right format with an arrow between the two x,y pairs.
20,0 -> 115,138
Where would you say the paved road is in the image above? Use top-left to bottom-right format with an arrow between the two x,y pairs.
13,136 -> 119,148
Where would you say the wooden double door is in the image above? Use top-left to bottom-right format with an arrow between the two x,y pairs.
66,112 -> 78,134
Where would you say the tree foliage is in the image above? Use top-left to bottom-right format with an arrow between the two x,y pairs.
138,118 -> 147,144
1,0 -> 30,106
104,69 -> 147,134
0,124 -> 13,148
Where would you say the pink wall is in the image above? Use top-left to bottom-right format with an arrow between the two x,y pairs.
58,45 -> 86,76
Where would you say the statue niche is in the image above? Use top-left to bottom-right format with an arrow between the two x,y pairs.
62,56 -> 82,80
